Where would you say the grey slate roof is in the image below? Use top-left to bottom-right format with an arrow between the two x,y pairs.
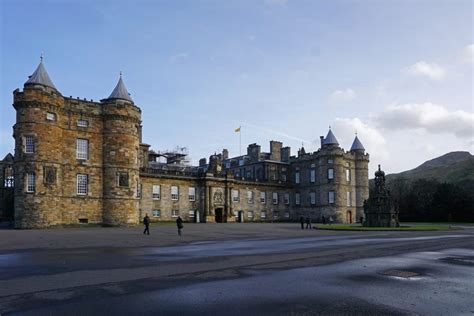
350,135 -> 365,151
323,129 -> 339,146
107,75 -> 133,102
24,60 -> 57,89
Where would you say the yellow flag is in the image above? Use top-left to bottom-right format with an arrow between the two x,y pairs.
235,126 -> 241,132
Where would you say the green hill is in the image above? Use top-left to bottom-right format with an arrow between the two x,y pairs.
370,151 -> 474,222
373,151 -> 474,189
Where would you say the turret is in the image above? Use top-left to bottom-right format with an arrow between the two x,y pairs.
322,128 -> 339,147
13,57 -> 64,228
101,73 -> 141,226
350,134 -> 369,220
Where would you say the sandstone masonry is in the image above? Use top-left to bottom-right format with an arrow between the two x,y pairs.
0,60 -> 369,228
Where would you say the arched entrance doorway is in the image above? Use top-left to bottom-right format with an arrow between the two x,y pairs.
215,208 -> 226,223
346,210 -> 353,224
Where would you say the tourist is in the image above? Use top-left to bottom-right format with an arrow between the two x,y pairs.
300,216 -> 305,230
322,215 -> 326,225
305,217 -> 312,229
176,216 -> 184,236
143,213 -> 150,235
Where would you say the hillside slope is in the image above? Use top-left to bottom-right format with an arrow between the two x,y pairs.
383,151 -> 474,188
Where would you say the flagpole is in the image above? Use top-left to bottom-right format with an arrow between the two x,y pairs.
239,126 -> 242,156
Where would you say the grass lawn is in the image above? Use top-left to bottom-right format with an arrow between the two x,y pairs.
314,223 -> 457,231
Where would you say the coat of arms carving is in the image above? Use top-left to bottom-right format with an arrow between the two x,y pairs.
213,190 -> 224,206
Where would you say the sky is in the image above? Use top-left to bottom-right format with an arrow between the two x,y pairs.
0,0 -> 473,175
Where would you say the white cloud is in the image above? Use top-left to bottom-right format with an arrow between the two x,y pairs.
331,118 -> 388,174
461,44 -> 474,64
376,103 -> 474,138
405,61 -> 445,80
330,88 -> 356,102
169,52 -> 189,63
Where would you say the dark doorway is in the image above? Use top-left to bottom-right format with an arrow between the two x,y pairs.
346,211 -> 352,224
215,208 -> 225,223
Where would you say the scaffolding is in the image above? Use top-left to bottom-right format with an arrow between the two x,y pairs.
149,146 -> 191,165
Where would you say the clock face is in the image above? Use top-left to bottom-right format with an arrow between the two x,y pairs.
217,165 -> 222,172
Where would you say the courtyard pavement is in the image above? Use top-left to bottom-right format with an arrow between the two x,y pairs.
0,223 -> 473,315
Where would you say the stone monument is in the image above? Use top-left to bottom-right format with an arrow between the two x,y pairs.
363,165 -> 399,227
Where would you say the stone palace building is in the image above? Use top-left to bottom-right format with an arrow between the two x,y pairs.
0,59 -> 369,228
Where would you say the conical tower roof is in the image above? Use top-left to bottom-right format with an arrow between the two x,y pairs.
24,57 -> 57,90
107,73 -> 133,102
323,128 -> 339,146
350,135 -> 365,151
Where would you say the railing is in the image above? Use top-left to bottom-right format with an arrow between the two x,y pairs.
140,167 -> 201,177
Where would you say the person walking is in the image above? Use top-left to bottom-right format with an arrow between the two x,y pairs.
322,215 -> 326,225
300,216 -> 305,230
143,213 -> 150,235
305,217 -> 312,229
176,216 -> 183,236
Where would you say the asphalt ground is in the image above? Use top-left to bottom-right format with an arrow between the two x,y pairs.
0,223 -> 473,315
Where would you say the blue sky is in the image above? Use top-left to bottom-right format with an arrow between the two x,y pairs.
1,0 -> 472,174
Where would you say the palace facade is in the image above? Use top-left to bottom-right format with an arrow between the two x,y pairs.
0,60 -> 369,228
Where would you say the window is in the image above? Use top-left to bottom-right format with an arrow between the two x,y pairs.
188,187 -> 196,201
4,167 -> 14,188
261,211 -> 267,219
137,181 -> 141,198
329,191 -> 335,204
117,172 -> 129,187
311,163 -> 315,168
247,190 -> 253,204
284,193 -> 290,205
347,191 -> 352,207
77,174 -> 88,195
295,192 -> 301,205
152,209 -> 161,217
171,186 -> 179,201
76,139 -> 89,160
328,168 -> 334,180
284,212 -> 290,218
310,192 -> 316,205
24,135 -> 35,153
260,192 -> 266,203
26,172 -> 35,192
239,159 -> 244,166
281,174 -> 287,182
46,112 -> 56,121
346,169 -> 351,182
295,171 -> 300,184
152,185 -> 160,200
232,189 -> 239,202
171,210 -> 179,217
189,210 -> 195,217
225,161 -> 231,168
310,169 -> 316,183
328,159 -> 333,164
248,211 -> 254,218
272,192 -> 278,205
77,119 -> 89,127
273,211 -> 279,219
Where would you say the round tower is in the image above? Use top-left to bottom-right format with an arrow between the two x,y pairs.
13,57 -> 65,228
350,135 -> 369,221
101,74 -> 141,226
